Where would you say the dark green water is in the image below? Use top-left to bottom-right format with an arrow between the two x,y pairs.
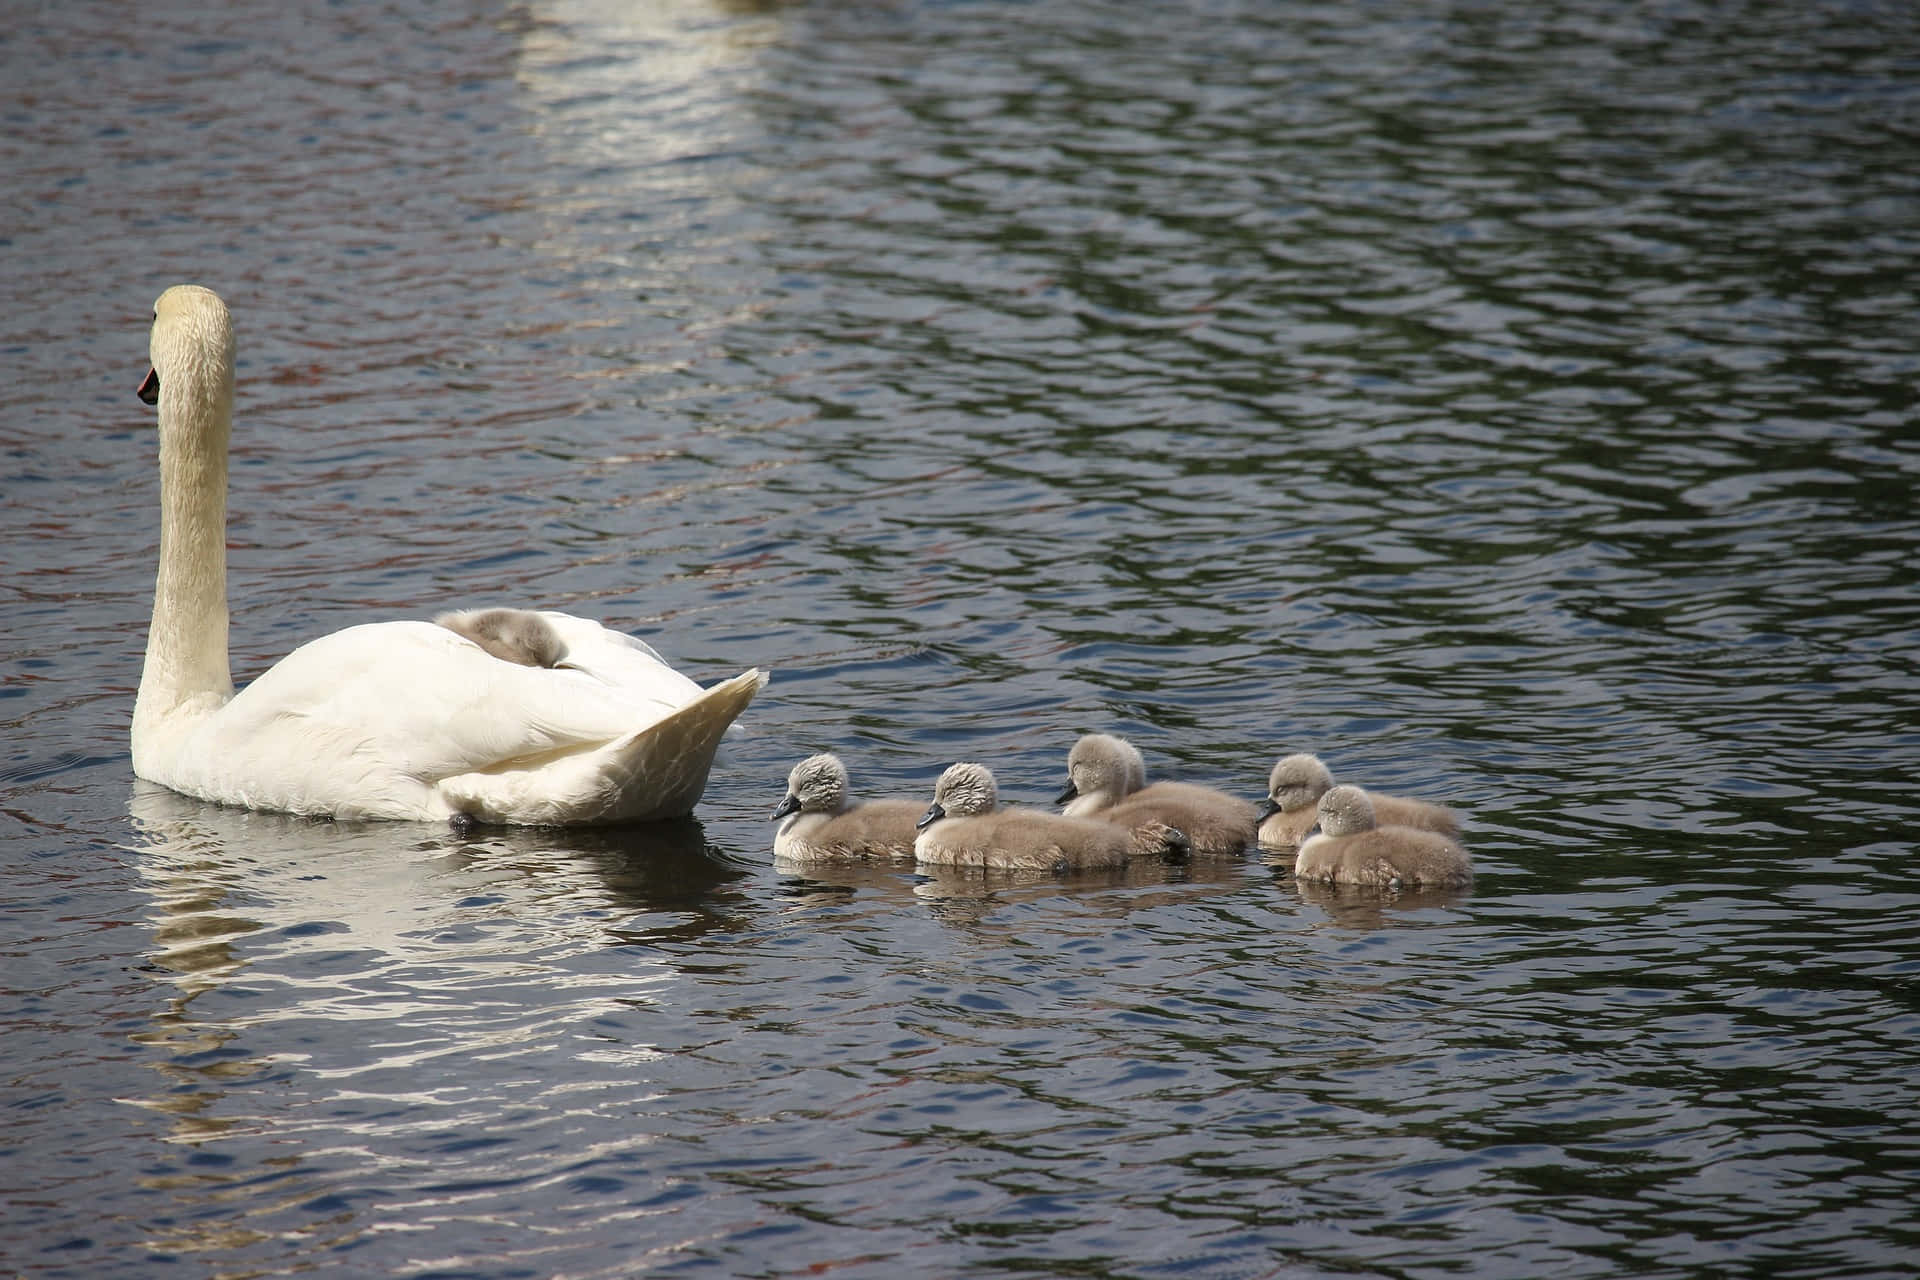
5,1 -> 1918,1276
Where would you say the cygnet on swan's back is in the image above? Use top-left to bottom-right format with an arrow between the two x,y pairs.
1294,784 -> 1472,888
1056,733 -> 1258,857
770,752 -> 922,861
1259,752 -> 1459,850
917,761 -> 1187,872
435,608 -> 567,668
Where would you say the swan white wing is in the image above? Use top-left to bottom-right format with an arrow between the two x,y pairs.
534,611 -> 704,704
177,620 -> 711,817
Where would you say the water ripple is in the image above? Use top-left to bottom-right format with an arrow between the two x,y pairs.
5,0 -> 1920,1277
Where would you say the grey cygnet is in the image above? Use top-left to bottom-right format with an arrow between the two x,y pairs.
771,752 -> 923,860
917,761 -> 1188,872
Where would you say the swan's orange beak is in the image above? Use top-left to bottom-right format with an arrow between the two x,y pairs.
137,367 -> 159,405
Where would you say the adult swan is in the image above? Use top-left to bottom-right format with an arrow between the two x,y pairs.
131,284 -> 767,825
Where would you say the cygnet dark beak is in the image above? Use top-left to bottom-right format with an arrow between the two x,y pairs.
1054,780 -> 1079,805
770,794 -> 800,821
1257,798 -> 1282,822
137,367 -> 160,405
915,801 -> 946,831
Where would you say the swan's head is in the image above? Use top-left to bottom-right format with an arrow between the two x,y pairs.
139,284 -> 235,416
771,752 -> 848,820
1267,753 -> 1334,815
1316,784 -> 1377,837
1057,733 -> 1140,806
918,761 -> 997,829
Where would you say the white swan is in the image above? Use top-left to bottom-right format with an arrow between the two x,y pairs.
130,284 -> 767,825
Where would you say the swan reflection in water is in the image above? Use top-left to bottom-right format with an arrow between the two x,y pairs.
121,780 -> 747,1123
119,783 -> 755,1260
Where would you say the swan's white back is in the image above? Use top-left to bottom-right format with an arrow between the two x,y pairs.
133,285 -> 765,825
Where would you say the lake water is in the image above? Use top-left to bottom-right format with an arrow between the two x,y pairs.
5,0 -> 1919,1276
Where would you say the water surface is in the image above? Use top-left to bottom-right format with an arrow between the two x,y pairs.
4,1 -> 1919,1276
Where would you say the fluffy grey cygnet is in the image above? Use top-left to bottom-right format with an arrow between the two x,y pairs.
1055,733 -> 1258,857
916,761 -> 1187,872
770,752 -> 923,861
1258,752 -> 1459,850
1294,784 -> 1472,888
435,608 -> 568,668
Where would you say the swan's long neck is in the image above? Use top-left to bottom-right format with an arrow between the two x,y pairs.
134,358 -> 236,747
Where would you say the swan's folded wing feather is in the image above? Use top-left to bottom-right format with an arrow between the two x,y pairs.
214,621 -> 699,784
536,612 -> 704,701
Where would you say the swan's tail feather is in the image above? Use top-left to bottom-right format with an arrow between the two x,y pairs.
596,668 -> 768,823
439,668 -> 768,826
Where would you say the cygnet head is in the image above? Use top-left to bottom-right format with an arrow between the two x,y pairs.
1267,753 -> 1335,815
771,752 -> 849,821
141,284 -> 235,413
917,761 -> 998,829
435,608 -> 567,668
1057,733 -> 1140,806
1316,784 -> 1377,837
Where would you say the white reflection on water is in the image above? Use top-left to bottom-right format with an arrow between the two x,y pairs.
511,0 -> 783,299
121,781 -> 710,1115
118,782 -> 751,1261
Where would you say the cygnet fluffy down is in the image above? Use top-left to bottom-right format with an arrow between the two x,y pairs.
1056,733 -> 1257,857
435,608 -> 568,668
917,761 -> 1187,872
771,753 -> 923,861
1259,752 -> 1459,850
1294,784 -> 1471,888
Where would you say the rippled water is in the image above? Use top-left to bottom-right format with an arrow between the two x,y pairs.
6,0 -> 1920,1276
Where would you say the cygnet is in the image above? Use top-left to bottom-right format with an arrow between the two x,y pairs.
771,753 -> 923,860
1056,733 -> 1258,857
1294,784 -> 1472,888
1259,752 -> 1459,850
916,761 -> 1187,872
435,608 -> 568,668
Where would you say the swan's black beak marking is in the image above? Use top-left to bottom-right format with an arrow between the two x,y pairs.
137,368 -> 160,405
770,794 -> 800,822
1054,780 -> 1079,805
915,801 -> 946,831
